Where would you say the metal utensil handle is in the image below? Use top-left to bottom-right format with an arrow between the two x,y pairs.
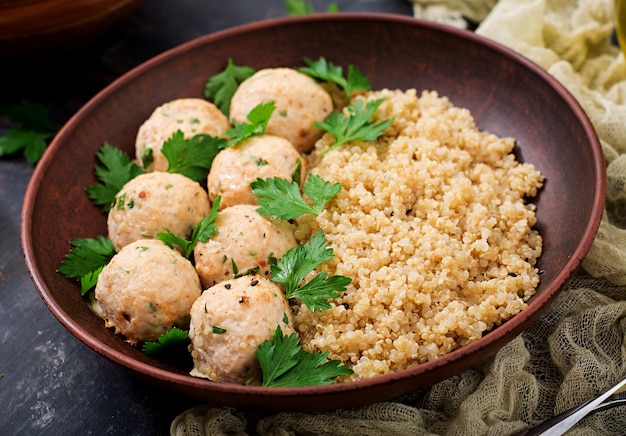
525,378 -> 626,436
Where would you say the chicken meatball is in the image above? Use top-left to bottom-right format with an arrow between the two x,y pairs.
95,239 -> 202,345
194,204 -> 297,288
207,134 -> 306,208
188,275 -> 294,384
136,98 -> 229,172
230,68 -> 333,153
108,172 -> 210,252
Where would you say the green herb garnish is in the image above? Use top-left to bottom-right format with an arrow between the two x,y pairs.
139,147 -> 154,169
57,236 -> 116,295
162,130 -> 227,181
0,102 -> 59,164
316,98 -> 393,156
80,266 -> 104,293
271,229 -> 351,311
204,58 -> 256,115
142,327 -> 190,355
298,57 -> 370,100
212,326 -> 227,334
285,0 -> 338,15
225,102 -> 275,148
256,325 -> 352,387
157,196 -> 221,258
291,158 -> 302,184
86,144 -> 144,212
251,173 -> 341,221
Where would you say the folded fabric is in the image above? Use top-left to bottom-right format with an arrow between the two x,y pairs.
411,0 -> 499,28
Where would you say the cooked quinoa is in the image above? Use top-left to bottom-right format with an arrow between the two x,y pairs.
292,89 -> 544,381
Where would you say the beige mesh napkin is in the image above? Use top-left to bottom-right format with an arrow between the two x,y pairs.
171,1 -> 626,434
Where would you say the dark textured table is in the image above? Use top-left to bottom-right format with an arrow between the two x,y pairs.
0,1 -> 413,435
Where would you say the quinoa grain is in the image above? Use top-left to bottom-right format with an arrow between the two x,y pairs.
293,89 -> 544,381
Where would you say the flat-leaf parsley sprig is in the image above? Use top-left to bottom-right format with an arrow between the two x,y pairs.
225,101 -> 276,148
316,98 -> 393,156
0,102 -> 59,164
142,327 -> 190,355
251,173 -> 342,221
57,236 -> 116,295
86,144 -> 144,212
204,58 -> 256,115
298,57 -> 370,101
162,130 -> 227,181
256,325 -> 352,387
285,0 -> 339,15
87,131 -> 226,212
271,228 -> 351,312
157,196 -> 221,258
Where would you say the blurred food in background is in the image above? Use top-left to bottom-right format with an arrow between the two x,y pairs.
0,0 -> 143,58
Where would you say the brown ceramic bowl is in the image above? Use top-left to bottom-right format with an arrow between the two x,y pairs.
0,0 -> 143,57
21,13 -> 605,412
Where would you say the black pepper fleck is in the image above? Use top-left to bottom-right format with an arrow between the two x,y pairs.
224,283 -> 231,289
342,303 -> 349,309
250,279 -> 259,286
508,272 -> 518,277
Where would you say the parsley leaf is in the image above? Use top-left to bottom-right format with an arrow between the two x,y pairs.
298,57 -> 370,100
271,229 -> 351,311
316,98 -> 393,156
204,58 -> 256,115
157,196 -> 221,258
2,102 -> 57,132
326,2 -> 339,12
0,102 -> 58,164
291,158 -> 303,184
0,129 -> 49,164
80,266 -> 104,293
344,65 -> 371,100
86,144 -> 144,212
57,236 -> 116,295
303,173 -> 342,211
256,325 -> 352,387
285,0 -> 314,15
212,326 -> 227,334
291,272 -> 352,311
285,0 -> 339,14
251,173 -> 341,220
162,130 -> 227,181
142,327 -> 190,355
251,177 -> 310,220
225,101 -> 275,148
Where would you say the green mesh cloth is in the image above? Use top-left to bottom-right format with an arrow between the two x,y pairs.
171,1 -> 626,434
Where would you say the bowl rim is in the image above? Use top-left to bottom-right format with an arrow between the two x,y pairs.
21,12 -> 606,404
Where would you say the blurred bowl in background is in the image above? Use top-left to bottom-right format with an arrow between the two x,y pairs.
0,0 -> 143,58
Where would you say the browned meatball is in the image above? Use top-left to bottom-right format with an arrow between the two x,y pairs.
230,68 -> 333,153
107,172 -> 210,252
207,134 -> 306,209
194,204 -> 297,288
95,239 -> 202,345
136,98 -> 229,172
188,275 -> 294,384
